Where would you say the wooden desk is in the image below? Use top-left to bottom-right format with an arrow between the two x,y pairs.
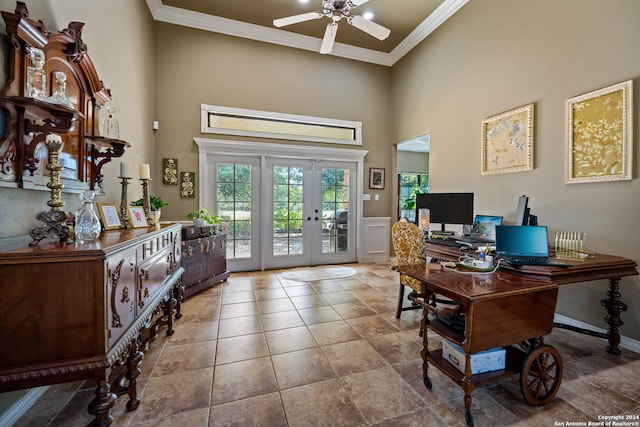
0,224 -> 184,426
423,241 -> 638,355
393,264 -> 560,427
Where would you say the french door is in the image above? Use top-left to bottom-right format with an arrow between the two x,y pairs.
263,159 -> 356,269
205,153 -> 358,272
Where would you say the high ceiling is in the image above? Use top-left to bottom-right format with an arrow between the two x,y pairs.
147,0 -> 468,66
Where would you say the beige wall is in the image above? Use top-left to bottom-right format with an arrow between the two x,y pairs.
390,0 -> 640,340
398,151 -> 429,174
0,0 -> 155,239
153,22 -> 391,220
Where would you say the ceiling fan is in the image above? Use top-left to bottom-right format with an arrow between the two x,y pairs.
273,0 -> 391,54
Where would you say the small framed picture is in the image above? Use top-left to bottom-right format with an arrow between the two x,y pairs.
180,171 -> 196,198
97,203 -> 122,230
128,206 -> 149,228
369,168 -> 385,189
162,158 -> 178,185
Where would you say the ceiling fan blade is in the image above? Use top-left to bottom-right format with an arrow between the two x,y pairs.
348,0 -> 371,7
273,11 -> 323,28
320,22 -> 338,54
348,15 -> 390,40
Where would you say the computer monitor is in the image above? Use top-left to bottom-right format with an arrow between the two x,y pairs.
415,192 -> 474,232
470,215 -> 503,240
515,195 -> 529,226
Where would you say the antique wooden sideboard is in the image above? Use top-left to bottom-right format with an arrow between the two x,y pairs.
181,226 -> 229,298
0,223 -> 184,426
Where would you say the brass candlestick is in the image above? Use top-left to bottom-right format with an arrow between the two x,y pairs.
140,178 -> 155,226
29,134 -> 73,245
119,177 -> 132,229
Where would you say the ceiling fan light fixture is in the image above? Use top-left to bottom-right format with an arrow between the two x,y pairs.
274,0 -> 390,54
362,11 -> 374,20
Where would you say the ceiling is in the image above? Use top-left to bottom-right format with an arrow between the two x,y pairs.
146,0 -> 468,66
398,133 -> 430,153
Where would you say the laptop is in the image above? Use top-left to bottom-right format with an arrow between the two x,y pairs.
495,225 -> 570,267
455,215 -> 503,245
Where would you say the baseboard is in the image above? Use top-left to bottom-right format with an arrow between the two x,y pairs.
554,313 -> 640,354
0,386 -> 49,427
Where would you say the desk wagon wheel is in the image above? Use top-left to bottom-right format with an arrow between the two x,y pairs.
520,344 -> 562,406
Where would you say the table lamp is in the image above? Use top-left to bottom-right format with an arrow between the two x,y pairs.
418,208 -> 430,237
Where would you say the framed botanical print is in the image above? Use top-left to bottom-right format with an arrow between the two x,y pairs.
128,206 -> 148,228
180,171 -> 196,198
566,80 -> 632,183
481,104 -> 534,175
162,158 -> 178,185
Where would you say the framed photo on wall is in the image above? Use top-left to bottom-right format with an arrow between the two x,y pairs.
481,103 -> 534,175
369,168 -> 385,189
565,80 -> 632,184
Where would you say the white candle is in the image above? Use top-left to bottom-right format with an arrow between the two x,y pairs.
120,161 -> 132,178
139,163 -> 151,180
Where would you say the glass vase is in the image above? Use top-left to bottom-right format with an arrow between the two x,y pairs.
100,106 -> 120,139
46,71 -> 75,109
75,190 -> 102,243
26,47 -> 46,100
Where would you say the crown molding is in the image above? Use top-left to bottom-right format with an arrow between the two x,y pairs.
146,0 -> 468,67
388,0 -> 468,65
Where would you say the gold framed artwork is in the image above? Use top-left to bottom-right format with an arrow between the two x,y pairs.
369,168 -> 385,189
97,203 -> 122,230
180,171 -> 196,198
481,103 -> 534,175
162,158 -> 178,185
128,206 -> 148,228
566,80 -> 632,184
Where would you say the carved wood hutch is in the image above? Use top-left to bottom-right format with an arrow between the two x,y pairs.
0,1 -> 128,193
0,3 -> 185,426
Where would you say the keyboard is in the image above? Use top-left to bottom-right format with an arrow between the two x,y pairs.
501,256 -> 570,267
455,236 -> 494,244
426,238 -> 464,248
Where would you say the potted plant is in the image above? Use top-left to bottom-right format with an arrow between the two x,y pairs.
131,196 -> 168,223
186,207 -> 221,230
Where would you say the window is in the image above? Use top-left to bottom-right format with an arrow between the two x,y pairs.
322,167 -> 351,253
273,166 -> 304,256
398,173 -> 429,222
217,163 -> 252,258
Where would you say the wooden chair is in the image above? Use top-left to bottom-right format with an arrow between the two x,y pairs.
391,221 -> 425,318
392,221 -> 463,334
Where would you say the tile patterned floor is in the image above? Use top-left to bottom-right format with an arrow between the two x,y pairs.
12,262 -> 640,426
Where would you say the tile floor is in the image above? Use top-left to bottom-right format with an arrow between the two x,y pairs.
12,262 -> 640,426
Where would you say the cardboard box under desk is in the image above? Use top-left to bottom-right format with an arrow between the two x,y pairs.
442,339 -> 506,375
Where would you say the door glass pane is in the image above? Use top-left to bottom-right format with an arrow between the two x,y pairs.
321,167 -> 350,254
273,166 -> 304,256
217,163 -> 252,258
